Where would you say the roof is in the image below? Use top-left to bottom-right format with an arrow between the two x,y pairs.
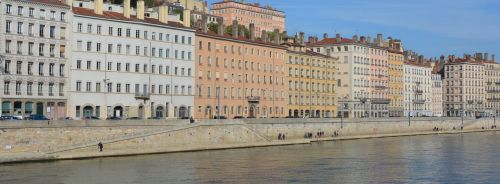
26,0 -> 71,8
72,7 -> 190,30
195,29 -> 286,49
404,60 -> 432,68
445,58 -> 486,65
309,37 -> 388,50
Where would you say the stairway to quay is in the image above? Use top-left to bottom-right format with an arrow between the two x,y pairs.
0,117 -> 497,164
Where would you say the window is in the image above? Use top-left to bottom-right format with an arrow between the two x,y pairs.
126,28 -> 131,37
108,26 -> 113,35
76,81 -> 81,91
28,62 -> 33,75
97,25 -> 102,34
6,20 -> 12,33
3,81 -> 10,95
16,81 -> 21,95
28,23 -> 34,36
6,4 -> 12,14
39,25 -> 45,37
76,60 -> 81,69
38,63 -> 44,75
49,63 -> 55,76
17,6 -> 25,15
17,22 -> 23,34
96,82 -> 101,92
48,83 -> 54,96
16,61 -> 22,74
38,82 -> 43,96
77,23 -> 82,32
27,82 -> 33,95
117,28 -> 122,36
59,64 -> 65,76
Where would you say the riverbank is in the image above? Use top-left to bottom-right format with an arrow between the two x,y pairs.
0,118 -> 498,164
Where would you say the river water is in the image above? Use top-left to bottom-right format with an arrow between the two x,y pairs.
1,132 -> 498,184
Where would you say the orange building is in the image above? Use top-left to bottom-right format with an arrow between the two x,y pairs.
210,0 -> 285,37
194,20 -> 287,119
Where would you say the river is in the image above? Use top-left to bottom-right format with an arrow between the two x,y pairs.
0,132 -> 498,184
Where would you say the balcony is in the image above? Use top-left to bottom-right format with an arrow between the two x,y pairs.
487,98 -> 500,102
413,99 -> 426,104
371,98 -> 391,104
496,82 -> 500,85
135,92 -> 150,100
247,96 -> 260,103
487,90 -> 500,93
415,90 -> 424,94
374,86 -> 386,90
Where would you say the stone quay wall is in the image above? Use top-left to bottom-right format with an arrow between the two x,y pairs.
0,117 -> 497,163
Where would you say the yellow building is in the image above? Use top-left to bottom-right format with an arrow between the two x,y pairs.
387,39 -> 404,117
283,35 -> 337,118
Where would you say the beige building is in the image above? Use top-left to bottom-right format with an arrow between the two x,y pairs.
387,39 -> 404,117
283,34 -> 337,118
431,64 -> 443,117
482,53 -> 499,117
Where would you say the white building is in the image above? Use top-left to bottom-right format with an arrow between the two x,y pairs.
69,0 -> 195,119
0,0 -> 71,119
431,66 -> 443,117
309,34 -> 389,118
484,54 -> 499,116
403,59 -> 432,117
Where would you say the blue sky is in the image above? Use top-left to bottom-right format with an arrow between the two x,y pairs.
206,0 -> 500,59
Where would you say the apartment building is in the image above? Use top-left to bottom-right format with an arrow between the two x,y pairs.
284,34 -> 337,118
68,0 -> 195,119
387,39 -> 404,117
194,19 -> 287,119
308,34 -> 389,118
0,0 -> 71,119
431,63 -> 443,117
403,57 -> 432,117
210,0 -> 285,37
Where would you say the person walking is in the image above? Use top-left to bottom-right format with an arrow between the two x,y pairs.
98,142 -> 103,152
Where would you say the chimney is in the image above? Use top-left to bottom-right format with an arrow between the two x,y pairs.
377,33 -> 383,44
367,36 -> 372,43
299,32 -> 305,45
182,9 -> 191,27
123,0 -> 131,18
282,31 -> 287,40
201,15 -> 208,33
249,23 -> 255,41
352,35 -> 358,42
360,36 -> 366,44
137,0 -> 145,20
308,36 -> 314,43
273,29 -> 280,44
239,28 -> 245,38
94,0 -> 103,15
232,20 -> 238,38
158,4 -> 169,23
335,34 -> 341,42
262,30 -> 268,42
323,33 -> 328,39
66,0 -> 73,9
418,55 -> 424,64
484,53 -> 489,61
475,53 -> 483,60
217,18 -> 224,36
492,54 -> 495,62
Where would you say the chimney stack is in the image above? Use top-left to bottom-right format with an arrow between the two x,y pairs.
158,4 -> 169,23
232,20 -> 238,38
239,28 -> 245,38
182,9 -> 191,27
367,36 -> 372,43
484,53 -> 489,61
352,35 -> 358,42
123,0 -> 131,18
299,32 -> 305,45
360,36 -> 366,44
94,0 -> 103,15
262,30 -> 268,42
273,29 -> 280,44
66,0 -> 73,9
249,23 -> 255,41
137,0 -> 145,20
282,31 -> 287,40
308,36 -> 314,44
418,55 -> 424,64
335,34 -> 341,42
217,18 -> 224,36
201,15 -> 208,33
492,54 -> 495,62
323,33 -> 328,39
475,53 -> 483,60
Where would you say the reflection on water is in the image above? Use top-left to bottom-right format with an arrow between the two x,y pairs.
0,132 -> 498,184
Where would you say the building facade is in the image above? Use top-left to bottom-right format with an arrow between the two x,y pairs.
194,21 -> 287,119
484,54 -> 500,117
68,0 -> 195,119
309,34 -> 390,118
387,41 -> 404,117
403,59 -> 432,117
284,36 -> 337,118
210,0 -> 285,37
431,65 -> 443,117
0,0 -> 71,119
443,57 -> 485,117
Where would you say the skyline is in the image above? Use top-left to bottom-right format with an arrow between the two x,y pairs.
206,0 -> 500,59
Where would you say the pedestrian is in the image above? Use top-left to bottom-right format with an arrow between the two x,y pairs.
282,134 -> 285,140
278,133 -> 282,140
190,116 -> 194,123
98,142 -> 103,152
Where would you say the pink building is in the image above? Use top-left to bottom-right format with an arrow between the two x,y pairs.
368,34 -> 390,117
210,0 -> 285,37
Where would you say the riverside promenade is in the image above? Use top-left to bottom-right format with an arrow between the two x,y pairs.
0,117 -> 498,164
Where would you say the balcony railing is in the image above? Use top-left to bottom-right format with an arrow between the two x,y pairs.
487,98 -> 500,102
247,96 -> 260,103
371,98 -> 391,104
135,92 -> 150,100
413,99 -> 426,104
496,82 -> 500,85
374,86 -> 386,90
487,90 -> 500,93
415,90 -> 424,94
